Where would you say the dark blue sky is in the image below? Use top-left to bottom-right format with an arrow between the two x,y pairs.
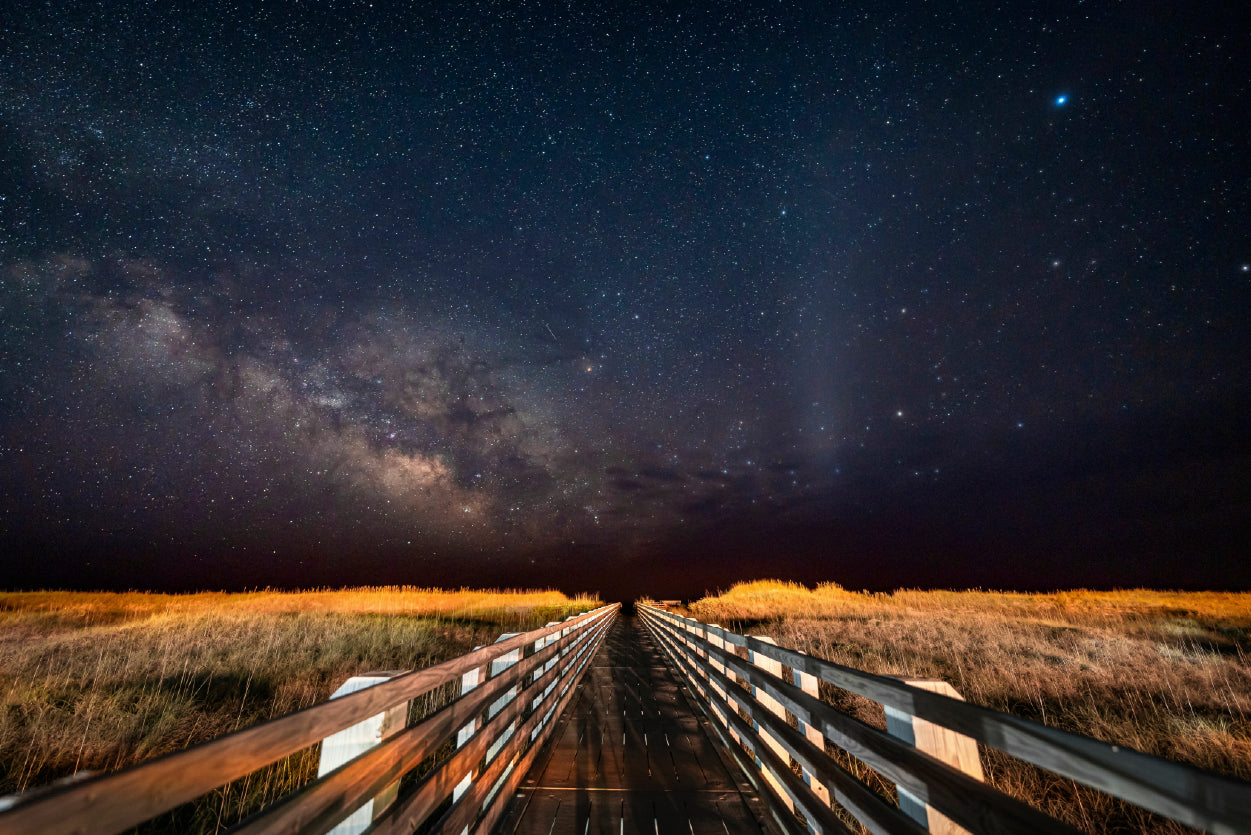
2,1 -> 1248,599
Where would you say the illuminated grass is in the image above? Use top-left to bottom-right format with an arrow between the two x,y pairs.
687,580 -> 1251,833
0,586 -> 599,829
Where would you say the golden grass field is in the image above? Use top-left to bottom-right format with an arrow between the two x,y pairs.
0,586 -> 599,831
683,580 -> 1251,833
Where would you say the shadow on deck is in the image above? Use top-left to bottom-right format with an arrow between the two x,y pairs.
496,616 -> 777,833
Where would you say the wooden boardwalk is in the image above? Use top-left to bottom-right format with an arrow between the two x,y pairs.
496,614 -> 777,834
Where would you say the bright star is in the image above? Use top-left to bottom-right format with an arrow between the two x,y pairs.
1055,95 -> 1068,106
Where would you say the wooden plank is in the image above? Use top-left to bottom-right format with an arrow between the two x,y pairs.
435,620 -> 609,835
499,615 -> 775,834
234,617 -> 608,835
642,606 -> 1251,835
371,657 -> 581,835
504,790 -> 769,835
0,604 -> 618,835
793,665 -> 835,819
648,613 -> 920,835
884,677 -> 984,835
317,672 -> 408,833
748,636 -> 796,816
646,608 -> 1076,835
374,620 -> 611,835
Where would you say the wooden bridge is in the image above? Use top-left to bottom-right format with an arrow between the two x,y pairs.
497,612 -> 774,833
2,601 -> 1250,834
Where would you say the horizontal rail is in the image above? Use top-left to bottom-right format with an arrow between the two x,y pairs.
232,608 -> 614,834
0,603 -> 618,835
644,606 -> 1072,834
426,612 -> 610,835
640,604 -> 1251,835
362,609 -> 611,835
647,612 -> 908,835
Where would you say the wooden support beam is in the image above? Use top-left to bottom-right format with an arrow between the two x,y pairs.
885,678 -> 984,835
793,666 -> 834,829
750,636 -> 796,816
317,672 -> 409,834
0,604 -> 618,835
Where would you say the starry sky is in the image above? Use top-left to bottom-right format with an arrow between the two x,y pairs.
2,1 -> 1249,600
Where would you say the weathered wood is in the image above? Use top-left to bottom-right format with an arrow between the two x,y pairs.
457,646 -> 491,751
646,618 -> 848,835
703,624 -> 740,743
230,618 -> 605,835
471,617 -> 613,834
0,603 -> 617,835
647,613 -> 931,835
477,647 -> 602,834
748,637 -> 796,816
885,678 -> 984,835
466,638 -> 599,835
455,631 -> 523,805
498,615 -> 777,835
643,606 -> 1081,835
316,672 -> 408,835
433,620 -> 607,835
693,621 -> 1080,833
793,665 -> 834,816
368,613 -> 615,835
642,605 -> 1251,835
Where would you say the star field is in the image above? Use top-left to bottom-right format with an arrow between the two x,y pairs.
1,1 -> 1248,598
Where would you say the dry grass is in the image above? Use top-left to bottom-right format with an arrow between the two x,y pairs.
685,580 -> 1251,833
0,586 -> 599,830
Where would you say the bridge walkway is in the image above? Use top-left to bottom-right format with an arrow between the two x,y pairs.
495,614 -> 777,834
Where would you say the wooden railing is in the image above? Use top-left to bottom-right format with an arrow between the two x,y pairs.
639,603 -> 1251,835
0,603 -> 619,835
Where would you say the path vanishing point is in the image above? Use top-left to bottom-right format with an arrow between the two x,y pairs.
497,614 -> 778,834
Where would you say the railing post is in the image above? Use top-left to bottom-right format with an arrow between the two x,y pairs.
456,648 -> 490,752
704,625 -> 735,736
792,666 -> 833,830
748,637 -> 795,816
453,632 -> 522,805
884,677 -> 985,834
531,622 -> 562,718
317,671 -> 409,835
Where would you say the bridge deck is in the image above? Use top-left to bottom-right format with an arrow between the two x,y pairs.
496,614 -> 777,834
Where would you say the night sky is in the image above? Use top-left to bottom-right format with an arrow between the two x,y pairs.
2,1 -> 1249,601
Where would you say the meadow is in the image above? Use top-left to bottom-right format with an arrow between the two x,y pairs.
0,586 -> 599,830
683,580 -> 1251,833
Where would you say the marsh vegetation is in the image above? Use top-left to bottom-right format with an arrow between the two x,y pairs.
0,586 -> 599,831
683,580 -> 1251,833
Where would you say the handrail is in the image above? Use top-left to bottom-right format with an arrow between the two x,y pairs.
235,609 -> 614,834
420,611 -> 610,835
639,603 -> 1251,835
0,603 -> 618,835
646,608 -> 1071,834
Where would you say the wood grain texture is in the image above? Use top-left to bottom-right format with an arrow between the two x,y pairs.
0,604 -> 617,835
647,614 -> 923,835
641,604 -> 1251,835
495,615 -> 777,835
233,614 -> 612,835
643,606 -> 1081,835
885,677 -> 984,835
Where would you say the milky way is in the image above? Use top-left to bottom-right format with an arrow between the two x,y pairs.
1,1 -> 1248,597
